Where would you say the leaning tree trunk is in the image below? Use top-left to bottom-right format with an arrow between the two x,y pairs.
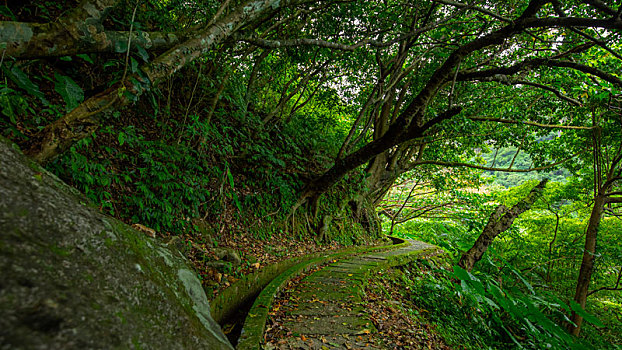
294,4 -> 558,203
459,179 -> 548,272
1,21 -> 183,59
26,0 -> 302,164
3,0 -> 180,59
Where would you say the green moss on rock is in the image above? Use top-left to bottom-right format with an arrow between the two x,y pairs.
0,137 -> 233,349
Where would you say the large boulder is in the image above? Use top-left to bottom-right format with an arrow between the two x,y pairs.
0,138 -> 233,350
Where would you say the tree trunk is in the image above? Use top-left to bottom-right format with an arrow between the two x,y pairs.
299,107 -> 462,204
3,0 -> 118,59
459,179 -> 548,271
568,194 -> 605,336
1,21 -> 183,59
26,0 -> 300,164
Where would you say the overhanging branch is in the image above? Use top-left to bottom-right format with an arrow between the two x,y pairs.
433,0 -> 512,22
412,150 -> 585,172
459,58 -> 622,88
469,116 -> 595,130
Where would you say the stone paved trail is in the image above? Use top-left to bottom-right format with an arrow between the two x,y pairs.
267,240 -> 436,349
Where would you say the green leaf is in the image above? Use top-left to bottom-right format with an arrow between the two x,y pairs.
115,40 -> 128,53
77,54 -> 94,64
2,64 -> 48,104
0,5 -> 16,20
118,132 -> 126,146
569,301 -> 604,327
130,57 -> 139,73
54,73 -> 84,112
453,265 -> 477,282
488,283 -> 509,310
136,45 -> 149,62
103,60 -> 118,69
511,267 -> 535,295
482,296 -> 499,310
226,167 -> 235,189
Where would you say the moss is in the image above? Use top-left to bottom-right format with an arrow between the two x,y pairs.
104,237 -> 115,247
1,138 -> 234,349
115,311 -> 126,325
236,237 -> 434,349
49,244 -> 72,257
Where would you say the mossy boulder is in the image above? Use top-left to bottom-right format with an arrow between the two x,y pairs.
0,138 -> 233,349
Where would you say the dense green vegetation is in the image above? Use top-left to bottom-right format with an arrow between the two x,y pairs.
383,180 -> 622,348
2,0 -> 621,348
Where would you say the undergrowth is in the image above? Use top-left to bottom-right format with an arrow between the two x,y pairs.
1,42 -> 377,246
388,220 -> 620,349
393,258 -> 600,350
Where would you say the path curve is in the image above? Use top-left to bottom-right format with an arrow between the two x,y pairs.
238,239 -> 439,349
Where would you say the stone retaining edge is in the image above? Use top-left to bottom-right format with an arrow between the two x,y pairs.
235,236 -> 409,350
386,246 -> 442,268
210,236 -> 407,325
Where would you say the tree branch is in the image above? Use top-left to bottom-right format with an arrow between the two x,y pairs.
469,116 -> 596,130
588,266 -> 622,296
459,58 -> 622,88
27,0 -> 307,164
519,0 -> 552,21
241,37 -> 372,51
475,77 -> 583,105
605,196 -> 622,204
0,0 -> 127,59
566,27 -> 622,61
412,150 -> 585,173
396,202 -> 457,223
582,0 -> 617,16
238,8 -> 466,53
432,0 -> 511,22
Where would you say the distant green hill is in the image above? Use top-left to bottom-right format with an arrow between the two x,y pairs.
480,147 -> 570,188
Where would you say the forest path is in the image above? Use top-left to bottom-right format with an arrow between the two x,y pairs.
263,240 -> 436,349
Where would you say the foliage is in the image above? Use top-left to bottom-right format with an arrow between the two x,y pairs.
30,56 -> 369,244
48,122 -> 219,232
2,0 -> 622,346
388,179 -> 621,348
396,258 -> 597,350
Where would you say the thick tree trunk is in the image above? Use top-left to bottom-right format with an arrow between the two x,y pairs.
26,0 -> 300,164
3,0 -> 118,59
1,21 -> 183,59
569,194 -> 605,336
458,179 -> 548,272
299,107 -> 462,205
297,5 -> 569,201
364,152 -> 392,203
